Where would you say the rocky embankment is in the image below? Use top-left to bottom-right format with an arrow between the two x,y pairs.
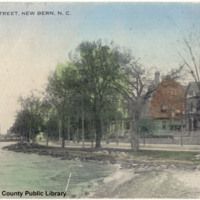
3,143 -> 127,163
3,143 -> 200,169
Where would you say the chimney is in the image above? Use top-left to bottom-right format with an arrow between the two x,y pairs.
154,71 -> 160,86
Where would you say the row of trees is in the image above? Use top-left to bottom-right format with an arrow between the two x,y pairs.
11,39 -> 185,150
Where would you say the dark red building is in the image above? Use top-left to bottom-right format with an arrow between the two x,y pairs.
148,78 -> 187,135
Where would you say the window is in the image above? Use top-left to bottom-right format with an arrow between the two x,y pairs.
190,102 -> 194,112
189,90 -> 194,96
169,90 -> 178,96
197,101 -> 200,111
161,104 -> 167,112
171,111 -> 175,118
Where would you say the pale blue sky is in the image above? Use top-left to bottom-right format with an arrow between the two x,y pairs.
0,2 -> 199,133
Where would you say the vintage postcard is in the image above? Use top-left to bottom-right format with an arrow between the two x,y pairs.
1,2 -> 200,199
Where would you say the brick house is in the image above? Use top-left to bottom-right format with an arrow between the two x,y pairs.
147,77 -> 187,136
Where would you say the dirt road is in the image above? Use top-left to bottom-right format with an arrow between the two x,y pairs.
89,165 -> 200,198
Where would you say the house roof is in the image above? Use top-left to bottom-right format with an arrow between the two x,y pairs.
187,82 -> 200,94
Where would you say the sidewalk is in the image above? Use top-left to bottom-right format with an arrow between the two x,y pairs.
140,144 -> 200,152
38,141 -> 200,152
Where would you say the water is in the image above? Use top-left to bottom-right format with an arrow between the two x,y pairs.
0,142 -> 116,198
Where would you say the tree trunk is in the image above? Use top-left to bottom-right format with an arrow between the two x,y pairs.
76,128 -> 80,143
26,131 -> 30,142
180,120 -> 183,147
93,90 -> 101,148
62,132 -> 65,148
32,133 -> 36,144
134,130 -> 139,151
95,115 -> 102,148
46,133 -> 49,146
46,120 -> 49,146
73,128 -> 76,143
130,120 -> 134,150
91,120 -> 94,148
29,127 -> 32,143
131,118 -> 140,151
106,121 -> 110,144
134,116 -> 140,150
67,117 -> 70,143
115,119 -> 119,145
143,132 -> 146,145
62,120 -> 65,148
82,101 -> 85,148
58,119 -> 62,141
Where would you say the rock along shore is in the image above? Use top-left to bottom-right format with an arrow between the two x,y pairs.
3,142 -> 200,170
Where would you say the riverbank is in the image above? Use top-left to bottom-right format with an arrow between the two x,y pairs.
3,142 -> 200,198
3,142 -> 200,167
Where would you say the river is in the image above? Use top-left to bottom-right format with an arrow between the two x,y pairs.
0,142 -> 117,198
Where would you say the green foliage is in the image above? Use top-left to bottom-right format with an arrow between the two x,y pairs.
11,40 -> 139,148
11,98 -> 44,142
46,113 -> 59,140
11,109 -> 30,137
72,40 -> 131,147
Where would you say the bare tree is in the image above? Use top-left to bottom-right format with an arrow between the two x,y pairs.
115,60 -> 157,150
117,56 -> 185,150
179,35 -> 200,90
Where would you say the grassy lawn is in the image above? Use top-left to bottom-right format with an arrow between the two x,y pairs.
131,150 -> 200,163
